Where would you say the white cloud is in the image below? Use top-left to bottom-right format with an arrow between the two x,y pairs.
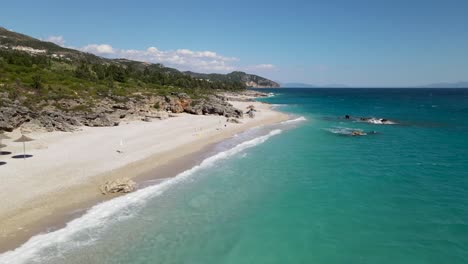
81,44 -> 115,54
79,43 -> 238,72
45,35 -> 270,73
176,49 -> 194,55
248,64 -> 276,70
46,35 -> 66,46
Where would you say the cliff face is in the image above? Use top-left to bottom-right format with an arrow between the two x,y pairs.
245,81 -> 278,88
0,92 -> 243,132
184,71 -> 281,88
229,71 -> 280,88
242,75 -> 280,88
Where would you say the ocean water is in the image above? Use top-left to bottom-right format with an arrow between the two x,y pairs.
2,88 -> 468,264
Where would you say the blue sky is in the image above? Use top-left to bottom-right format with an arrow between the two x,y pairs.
2,0 -> 468,86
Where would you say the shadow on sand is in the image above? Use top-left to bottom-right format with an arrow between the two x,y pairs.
0,161 -> 6,166
0,151 -> 12,155
12,154 -> 34,159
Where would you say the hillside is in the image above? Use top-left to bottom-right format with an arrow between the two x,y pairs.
0,27 -> 278,91
184,71 -> 280,88
0,27 -> 276,132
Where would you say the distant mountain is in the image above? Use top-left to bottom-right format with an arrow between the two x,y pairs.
185,71 -> 280,88
281,83 -> 316,88
282,82 -> 349,88
420,82 -> 468,88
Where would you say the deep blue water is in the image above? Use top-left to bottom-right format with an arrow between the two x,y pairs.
2,88 -> 468,264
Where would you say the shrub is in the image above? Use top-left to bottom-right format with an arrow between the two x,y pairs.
32,74 -> 43,90
154,102 -> 160,109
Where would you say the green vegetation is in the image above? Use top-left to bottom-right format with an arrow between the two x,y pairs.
184,71 -> 280,88
0,49 -> 246,109
0,26 -> 280,115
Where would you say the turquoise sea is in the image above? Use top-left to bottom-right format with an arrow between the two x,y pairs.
2,88 -> 468,264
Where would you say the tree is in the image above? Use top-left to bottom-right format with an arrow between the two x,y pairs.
75,63 -> 94,80
32,74 -> 43,90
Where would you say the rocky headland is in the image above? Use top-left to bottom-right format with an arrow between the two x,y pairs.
0,91 -> 270,133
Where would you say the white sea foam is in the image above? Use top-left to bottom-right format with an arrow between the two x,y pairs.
358,118 -> 396,125
367,118 -> 396,125
324,127 -> 367,136
281,116 -> 307,124
0,129 -> 283,264
270,104 -> 286,109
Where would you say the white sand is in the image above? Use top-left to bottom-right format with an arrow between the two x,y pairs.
0,100 -> 288,249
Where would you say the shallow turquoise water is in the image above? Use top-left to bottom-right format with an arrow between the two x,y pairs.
3,88 -> 468,264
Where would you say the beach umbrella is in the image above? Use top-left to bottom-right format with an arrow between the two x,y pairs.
246,105 -> 256,110
14,135 -> 35,160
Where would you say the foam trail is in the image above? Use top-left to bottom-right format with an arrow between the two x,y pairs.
281,116 -> 306,124
0,129 -> 283,264
324,127 -> 366,136
358,118 -> 396,125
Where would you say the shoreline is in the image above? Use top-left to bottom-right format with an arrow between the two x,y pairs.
0,99 -> 289,253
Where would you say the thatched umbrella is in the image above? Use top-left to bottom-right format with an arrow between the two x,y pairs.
14,135 -> 35,160
246,105 -> 256,110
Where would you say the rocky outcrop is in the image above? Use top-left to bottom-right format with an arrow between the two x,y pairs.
0,91 -> 245,132
222,90 -> 272,102
183,71 -> 281,88
80,112 -> 120,127
38,110 -> 82,132
227,118 -> 241,124
186,95 -> 243,118
100,178 -> 136,195
0,100 -> 31,132
164,95 -> 186,113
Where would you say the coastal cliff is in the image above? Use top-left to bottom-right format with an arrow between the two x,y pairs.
184,71 -> 281,88
0,92 -> 248,132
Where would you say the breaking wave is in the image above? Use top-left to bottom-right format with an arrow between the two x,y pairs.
324,127 -> 367,136
0,129 -> 283,264
357,118 -> 396,125
281,116 -> 307,124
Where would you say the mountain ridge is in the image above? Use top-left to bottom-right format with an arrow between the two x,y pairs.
281,82 -> 349,88
418,81 -> 468,88
184,71 -> 280,88
0,26 -> 278,89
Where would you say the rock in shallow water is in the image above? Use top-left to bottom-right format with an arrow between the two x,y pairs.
100,178 -> 136,195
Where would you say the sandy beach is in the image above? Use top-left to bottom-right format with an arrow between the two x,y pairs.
0,99 -> 288,252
